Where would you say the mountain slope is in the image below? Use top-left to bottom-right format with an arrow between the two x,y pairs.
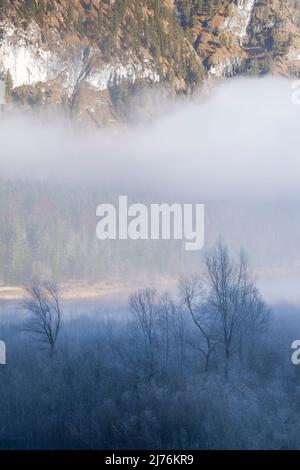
0,0 -> 300,125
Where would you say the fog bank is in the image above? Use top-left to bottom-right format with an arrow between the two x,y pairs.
0,77 -> 299,303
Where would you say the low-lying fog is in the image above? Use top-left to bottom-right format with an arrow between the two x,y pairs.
0,77 -> 299,304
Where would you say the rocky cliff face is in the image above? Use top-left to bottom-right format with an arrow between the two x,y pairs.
0,0 -> 300,126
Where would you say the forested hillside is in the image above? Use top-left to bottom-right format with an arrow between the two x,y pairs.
0,181 -> 191,284
1,1 -> 300,125
0,179 -> 297,287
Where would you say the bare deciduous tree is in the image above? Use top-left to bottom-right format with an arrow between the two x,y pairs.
129,288 -> 157,379
22,280 -> 62,357
168,298 -> 187,369
179,275 -> 216,373
157,292 -> 172,370
238,286 -> 271,365
206,242 -> 258,379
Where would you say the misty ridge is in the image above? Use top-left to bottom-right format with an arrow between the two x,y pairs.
0,77 -> 299,200
0,77 -> 299,302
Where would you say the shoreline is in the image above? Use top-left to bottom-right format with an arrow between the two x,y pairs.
1,276 -> 300,306
0,278 -> 178,304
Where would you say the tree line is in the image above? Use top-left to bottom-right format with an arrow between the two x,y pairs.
22,241 -> 270,381
1,241 -> 299,449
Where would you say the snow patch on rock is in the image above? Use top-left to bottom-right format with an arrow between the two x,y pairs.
222,0 -> 256,42
85,62 -> 160,91
288,48 -> 300,61
0,22 -> 53,86
0,21 -> 160,95
209,55 -> 244,78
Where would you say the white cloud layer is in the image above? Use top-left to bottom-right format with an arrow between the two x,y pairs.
0,77 -> 298,201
